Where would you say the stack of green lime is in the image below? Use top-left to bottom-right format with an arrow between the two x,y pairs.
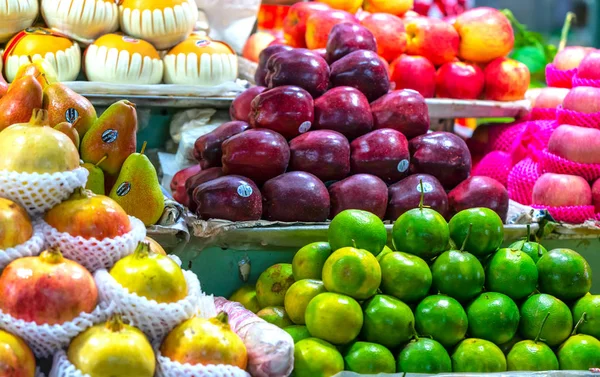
227,207 -> 599,376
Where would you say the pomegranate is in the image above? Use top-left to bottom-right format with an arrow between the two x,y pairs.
0,247 -> 98,325
160,312 -> 248,369
0,329 -> 35,377
110,242 -> 187,303
45,188 -> 131,240
68,315 -> 155,377
0,198 -> 32,249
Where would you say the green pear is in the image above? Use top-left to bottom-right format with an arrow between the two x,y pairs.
109,142 -> 164,226
82,155 -> 108,195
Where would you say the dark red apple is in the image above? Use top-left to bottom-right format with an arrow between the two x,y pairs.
448,176 -> 509,221
193,175 -> 262,221
289,130 -> 350,182
262,171 -> 330,222
387,174 -> 449,220
185,167 -> 225,212
562,86 -> 600,114
330,49 -> 390,102
325,22 -> 377,64
351,128 -> 410,184
171,165 -> 202,207
329,174 -> 388,219
265,49 -> 330,98
409,131 -> 472,190
193,121 -> 250,169
230,86 -> 266,122
532,173 -> 592,207
390,54 -> 436,98
593,179 -> 600,212
249,86 -> 314,140
255,45 -> 294,86
221,129 -> 290,184
371,89 -> 430,139
313,86 -> 373,140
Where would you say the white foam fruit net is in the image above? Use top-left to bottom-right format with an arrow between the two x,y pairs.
155,349 -> 251,377
0,220 -> 46,269
41,216 -> 146,272
94,268 -> 214,342
0,302 -> 114,359
0,168 -> 89,216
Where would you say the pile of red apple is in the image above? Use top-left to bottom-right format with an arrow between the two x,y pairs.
244,3 -> 531,101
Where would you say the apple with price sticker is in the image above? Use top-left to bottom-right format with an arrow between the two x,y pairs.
387,174 -> 449,220
192,175 -> 262,221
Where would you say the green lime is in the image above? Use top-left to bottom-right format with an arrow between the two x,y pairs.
229,285 -> 261,313
537,248 -> 592,302
431,249 -> 485,303
507,339 -> 558,371
449,208 -> 504,256
397,338 -> 452,374
294,338 -> 344,377
485,248 -> 538,301
256,263 -> 295,308
380,252 -> 432,303
322,247 -> 381,300
452,338 -> 507,373
499,334 -> 523,355
392,207 -> 449,260
328,210 -> 387,256
292,242 -> 332,280
376,245 -> 393,263
284,325 -> 311,343
414,295 -> 468,348
256,306 -> 294,328
343,341 -> 396,374
467,292 -> 520,345
520,294 -> 573,347
509,239 -> 547,263
572,294 -> 600,339
361,294 -> 415,348
305,293 -> 363,345
557,334 -> 600,370
284,279 -> 327,325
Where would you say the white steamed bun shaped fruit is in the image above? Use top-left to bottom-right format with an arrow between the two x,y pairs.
0,0 -> 39,43
3,28 -> 81,82
118,0 -> 199,50
41,0 -> 119,44
84,33 -> 164,85
163,37 -> 238,86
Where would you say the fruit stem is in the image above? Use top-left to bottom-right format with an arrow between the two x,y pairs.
140,141 -> 147,155
216,311 -> 229,325
572,312 -> 587,336
41,247 -> 64,264
106,315 -> 125,333
459,224 -> 473,252
559,12 -> 576,52
133,241 -> 152,259
534,312 -> 550,343
525,224 -> 531,242
41,73 -> 49,86
95,155 -> 108,167
71,116 -> 81,127
30,108 -> 49,126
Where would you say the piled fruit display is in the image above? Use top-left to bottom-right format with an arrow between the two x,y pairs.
231,201 -> 600,375
0,0 -> 238,86
243,2 -> 531,101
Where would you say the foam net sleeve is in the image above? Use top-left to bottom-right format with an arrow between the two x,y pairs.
545,64 -> 576,88
0,220 -> 45,269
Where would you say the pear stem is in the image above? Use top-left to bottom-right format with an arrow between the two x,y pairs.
95,155 -> 108,167
534,312 -> 550,343
460,224 -> 473,252
140,141 -> 148,155
572,312 -> 587,336
559,12 -> 576,52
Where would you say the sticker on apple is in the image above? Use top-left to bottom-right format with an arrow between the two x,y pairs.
397,159 -> 409,173
416,182 -> 434,193
237,184 -> 253,198
298,121 -> 312,134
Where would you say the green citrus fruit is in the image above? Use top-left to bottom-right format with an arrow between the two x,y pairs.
376,245 -> 394,263
467,292 -> 520,345
572,294 -> 600,339
343,341 -> 396,374
449,208 -> 504,256
397,338 -> 452,374
392,207 -> 449,260
284,325 -> 311,344
557,334 -> 600,370
509,239 -> 547,263
452,338 -> 507,373
485,248 -> 538,301
305,293 -> 363,345
380,251 -> 432,303
229,285 -> 260,313
537,248 -> 592,302
284,279 -> 327,325
520,294 -> 573,347
256,306 -> 293,328
431,249 -> 485,302
507,340 -> 559,371
361,294 -> 415,348
414,294 -> 468,348
294,338 -> 344,377
256,263 -> 295,308
329,210 -> 387,256
322,247 -> 381,300
499,334 -> 523,355
292,242 -> 332,280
